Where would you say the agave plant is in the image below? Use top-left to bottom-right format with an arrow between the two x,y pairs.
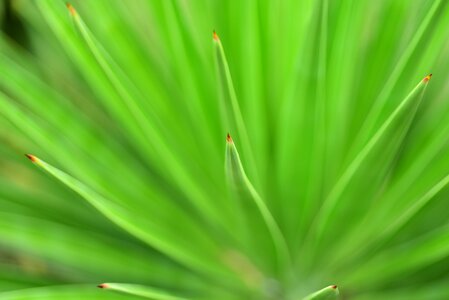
1,0 -> 449,299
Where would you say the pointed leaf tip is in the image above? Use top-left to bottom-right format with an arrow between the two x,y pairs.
213,30 -> 219,41
25,154 -> 37,163
226,133 -> 233,143
423,73 -> 432,83
95,283 -> 190,299
66,2 -> 76,15
303,285 -> 340,300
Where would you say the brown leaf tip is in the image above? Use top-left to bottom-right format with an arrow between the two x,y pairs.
66,2 -> 77,16
213,30 -> 219,41
97,283 -> 109,289
423,73 -> 432,83
226,133 -> 233,143
25,154 -> 37,163
330,285 -> 337,289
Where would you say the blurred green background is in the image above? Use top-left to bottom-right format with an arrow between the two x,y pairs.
1,0 -> 449,299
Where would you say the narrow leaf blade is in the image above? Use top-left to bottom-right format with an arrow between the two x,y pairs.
303,285 -> 339,300
225,135 -> 291,271
98,283 -> 189,300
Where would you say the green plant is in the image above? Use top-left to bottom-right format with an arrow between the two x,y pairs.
1,0 -> 449,299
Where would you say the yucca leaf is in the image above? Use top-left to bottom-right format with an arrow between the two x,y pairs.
97,283 -> 189,300
350,0 -> 442,151
355,278 -> 449,300
273,0 -> 331,251
24,155 -> 238,282
60,3 -> 231,231
0,285 -> 131,300
374,171 -> 449,250
157,1 -> 219,154
214,32 -> 259,188
0,212 -> 185,284
344,224 -> 449,288
0,81 -> 237,284
225,134 -> 290,273
226,1 -> 268,197
296,0 -> 329,251
309,74 -> 432,256
302,285 -> 339,300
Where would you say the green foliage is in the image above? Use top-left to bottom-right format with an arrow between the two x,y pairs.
1,0 -> 449,299
97,283 -> 189,300
302,285 -> 339,300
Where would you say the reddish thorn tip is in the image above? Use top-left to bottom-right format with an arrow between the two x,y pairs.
423,73 -> 432,83
97,284 -> 109,289
25,154 -> 37,163
331,285 -> 337,289
213,30 -> 219,41
66,2 -> 76,15
226,133 -> 233,143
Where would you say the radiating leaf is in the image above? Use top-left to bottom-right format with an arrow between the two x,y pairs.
24,154 -> 238,282
225,134 -> 290,273
302,285 -> 339,300
97,283 -> 189,300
